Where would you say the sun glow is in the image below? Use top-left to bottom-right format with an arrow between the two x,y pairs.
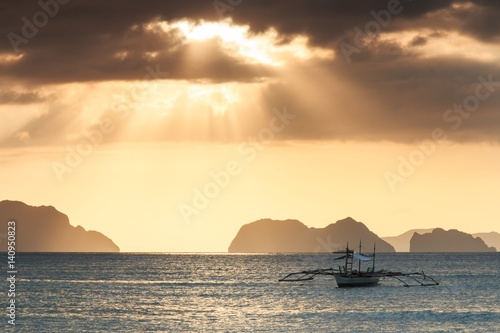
187,83 -> 241,115
172,20 -> 245,42
149,19 -> 334,67
0,53 -> 24,64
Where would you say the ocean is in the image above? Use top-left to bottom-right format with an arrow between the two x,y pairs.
4,253 -> 499,332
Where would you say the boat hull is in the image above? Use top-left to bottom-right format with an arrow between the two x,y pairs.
333,274 -> 380,287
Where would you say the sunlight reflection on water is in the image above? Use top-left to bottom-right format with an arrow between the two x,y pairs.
10,253 -> 500,332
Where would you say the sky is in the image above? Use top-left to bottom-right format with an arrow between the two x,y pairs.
1,0 -> 499,252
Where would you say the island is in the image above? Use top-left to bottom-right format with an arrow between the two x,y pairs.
382,228 -> 435,252
410,228 -> 496,252
384,229 -> 499,252
228,217 -> 395,253
472,232 -> 500,251
0,200 -> 119,252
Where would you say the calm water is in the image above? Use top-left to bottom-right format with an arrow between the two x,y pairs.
3,253 -> 499,332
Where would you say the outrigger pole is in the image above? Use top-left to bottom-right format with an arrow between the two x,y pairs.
384,271 -> 440,287
278,268 -> 336,282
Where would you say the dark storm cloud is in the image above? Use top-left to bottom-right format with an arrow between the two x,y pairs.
459,1 -> 500,41
0,0 -> 243,83
0,0 -> 275,83
1,0 -> 496,83
228,0 -> 459,45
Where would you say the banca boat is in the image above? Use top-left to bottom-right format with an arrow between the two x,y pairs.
279,242 -> 439,288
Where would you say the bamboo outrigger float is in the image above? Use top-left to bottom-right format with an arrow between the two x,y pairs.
279,242 -> 439,287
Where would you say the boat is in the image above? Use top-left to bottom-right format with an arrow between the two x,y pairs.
331,244 -> 380,287
279,241 -> 439,287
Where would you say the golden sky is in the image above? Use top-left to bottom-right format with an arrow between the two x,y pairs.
1,1 -> 499,251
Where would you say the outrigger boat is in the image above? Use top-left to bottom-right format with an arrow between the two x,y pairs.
279,242 -> 439,287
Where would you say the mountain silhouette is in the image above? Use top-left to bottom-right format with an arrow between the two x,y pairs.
228,217 -> 395,253
472,232 -> 500,251
410,228 -> 496,252
382,228 -> 436,252
384,229 -> 500,252
0,200 -> 119,252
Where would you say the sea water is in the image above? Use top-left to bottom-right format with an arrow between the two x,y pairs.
4,253 -> 499,332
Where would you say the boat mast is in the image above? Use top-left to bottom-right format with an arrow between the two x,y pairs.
358,240 -> 362,272
344,242 -> 349,274
372,243 -> 376,272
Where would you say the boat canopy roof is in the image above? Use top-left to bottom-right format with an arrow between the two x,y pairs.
333,253 -> 373,261
353,253 -> 373,261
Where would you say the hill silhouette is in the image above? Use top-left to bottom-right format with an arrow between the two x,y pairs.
382,229 -> 435,252
228,217 -> 395,253
472,232 -> 500,251
0,200 -> 119,252
384,229 -> 499,252
410,228 -> 496,252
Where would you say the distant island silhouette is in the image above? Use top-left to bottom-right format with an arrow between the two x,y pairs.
410,228 -> 496,252
470,232 -> 500,251
0,200 -> 119,252
228,217 -> 395,253
229,218 -> 498,253
384,229 -> 499,252
382,228 -> 436,252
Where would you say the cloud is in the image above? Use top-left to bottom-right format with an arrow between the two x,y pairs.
409,35 -> 428,47
1,0 -> 499,145
0,90 -> 45,104
0,0 -> 486,84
